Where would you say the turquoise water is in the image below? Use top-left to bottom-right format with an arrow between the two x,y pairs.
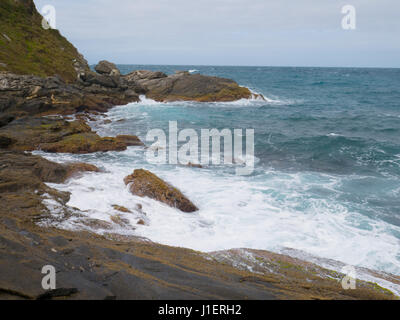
119,65 -> 400,227
46,66 -> 400,275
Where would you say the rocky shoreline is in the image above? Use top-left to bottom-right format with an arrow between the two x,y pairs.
0,0 -> 398,300
0,67 -> 398,301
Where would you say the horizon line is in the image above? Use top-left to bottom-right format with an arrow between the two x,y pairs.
88,63 -> 400,70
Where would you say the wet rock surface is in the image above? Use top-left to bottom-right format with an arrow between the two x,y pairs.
124,169 -> 198,213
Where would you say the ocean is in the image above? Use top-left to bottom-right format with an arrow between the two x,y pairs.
37,65 -> 400,278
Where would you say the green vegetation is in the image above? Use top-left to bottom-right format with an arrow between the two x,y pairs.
0,0 -> 88,82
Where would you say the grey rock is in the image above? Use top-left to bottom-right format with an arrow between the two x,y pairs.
95,60 -> 121,76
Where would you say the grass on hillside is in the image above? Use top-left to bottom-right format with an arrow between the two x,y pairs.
0,0 -> 87,82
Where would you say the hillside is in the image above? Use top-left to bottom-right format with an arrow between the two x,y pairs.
0,0 -> 88,82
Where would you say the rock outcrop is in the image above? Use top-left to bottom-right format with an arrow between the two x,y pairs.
0,150 -> 100,184
0,117 -> 143,153
122,70 -> 254,102
124,169 -> 198,213
0,72 -> 140,118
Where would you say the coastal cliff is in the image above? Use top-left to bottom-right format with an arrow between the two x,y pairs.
0,0 -> 398,300
0,0 -> 89,82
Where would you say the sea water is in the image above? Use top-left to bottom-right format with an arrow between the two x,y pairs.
37,66 -> 400,278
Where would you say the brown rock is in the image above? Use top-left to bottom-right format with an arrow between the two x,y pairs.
115,135 -> 144,146
110,214 -> 130,227
39,134 -> 127,154
187,162 -> 203,168
0,150 -> 100,184
124,169 -> 198,213
112,205 -> 132,213
130,71 -> 252,102
65,163 -> 100,180
0,117 -> 138,154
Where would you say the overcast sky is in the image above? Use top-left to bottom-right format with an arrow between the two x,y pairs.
33,0 -> 399,67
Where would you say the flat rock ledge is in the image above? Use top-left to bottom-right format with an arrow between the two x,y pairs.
0,117 -> 143,154
124,169 -> 198,213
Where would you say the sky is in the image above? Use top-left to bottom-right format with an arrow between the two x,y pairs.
33,0 -> 400,67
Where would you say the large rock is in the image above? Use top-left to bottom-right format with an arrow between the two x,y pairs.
124,169 -> 198,213
123,71 -> 254,102
94,60 -> 121,76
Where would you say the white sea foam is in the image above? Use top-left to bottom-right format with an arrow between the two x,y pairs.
31,90 -> 400,295
128,92 -> 295,108
35,148 -> 400,280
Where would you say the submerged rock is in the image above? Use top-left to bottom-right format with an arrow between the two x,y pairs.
124,169 -> 198,213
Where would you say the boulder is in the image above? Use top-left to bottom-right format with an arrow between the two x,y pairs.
124,169 -> 198,213
95,60 -> 121,76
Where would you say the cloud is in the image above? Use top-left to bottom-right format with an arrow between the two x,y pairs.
33,0 -> 400,67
